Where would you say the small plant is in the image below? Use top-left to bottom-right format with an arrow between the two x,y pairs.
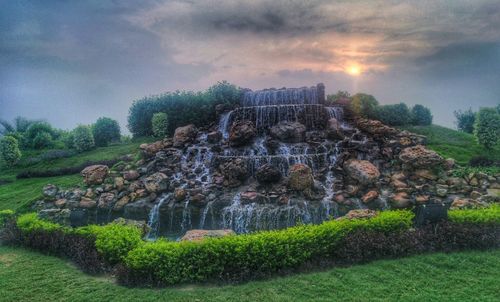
410,104 -> 433,125
454,108 -> 476,133
73,125 -> 95,152
0,209 -> 14,225
474,107 -> 500,149
152,112 -> 169,138
0,136 -> 22,166
92,117 -> 121,147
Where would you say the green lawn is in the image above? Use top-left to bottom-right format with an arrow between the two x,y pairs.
0,139 -> 151,212
0,246 -> 498,302
400,125 -> 500,166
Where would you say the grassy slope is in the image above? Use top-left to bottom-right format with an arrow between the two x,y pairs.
0,139 -> 151,211
0,246 -> 498,302
400,125 -> 500,166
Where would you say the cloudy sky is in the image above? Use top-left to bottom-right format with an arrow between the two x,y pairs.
1,0 -> 500,132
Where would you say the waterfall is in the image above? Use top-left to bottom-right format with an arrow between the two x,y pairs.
218,111 -> 232,139
146,193 -> 171,240
243,86 -> 319,107
199,200 -> 214,229
325,106 -> 344,120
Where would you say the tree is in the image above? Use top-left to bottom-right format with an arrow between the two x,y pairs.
410,104 -> 433,125
73,125 -> 95,152
350,93 -> 379,118
0,136 -> 22,166
92,117 -> 121,147
474,107 -> 500,149
375,103 -> 411,126
454,108 -> 475,133
32,131 -> 53,149
152,112 -> 169,138
25,121 -> 57,149
326,90 -> 351,105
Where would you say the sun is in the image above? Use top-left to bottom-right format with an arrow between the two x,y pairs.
346,65 -> 361,76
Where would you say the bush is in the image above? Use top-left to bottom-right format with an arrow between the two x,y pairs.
0,209 -> 14,226
474,107 -> 500,149
469,156 -> 500,167
127,81 -> 241,137
410,104 -> 433,125
350,93 -> 379,118
449,205 -> 500,224
16,158 -> 121,179
60,130 -> 75,149
92,117 -> 121,147
454,108 -> 476,133
73,125 -> 95,152
375,103 -> 411,126
0,136 -> 22,166
25,121 -> 57,149
152,112 -> 169,138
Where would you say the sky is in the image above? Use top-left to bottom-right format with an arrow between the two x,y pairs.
1,0 -> 500,132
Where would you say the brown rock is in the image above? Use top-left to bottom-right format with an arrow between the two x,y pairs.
140,140 -> 165,158
114,177 -> 125,190
344,159 -> 380,185
98,192 -> 116,209
219,158 -> 248,187
113,196 -> 130,211
270,121 -> 306,143
229,120 -> 256,147
190,193 -> 206,205
414,169 -> 438,181
180,229 -> 236,242
362,190 -> 379,203
399,145 -> 444,169
391,192 -> 411,208
342,209 -> 378,220
79,197 -> 97,209
326,118 -> 344,140
355,119 -> 399,136
54,199 -> 67,208
143,172 -> 169,193
123,170 -> 140,181
256,164 -> 282,183
81,165 -> 109,185
174,188 -> 187,202
415,195 -> 430,204
288,164 -> 314,191
173,124 -> 198,147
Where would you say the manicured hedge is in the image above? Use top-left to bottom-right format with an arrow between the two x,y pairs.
2,206 -> 499,286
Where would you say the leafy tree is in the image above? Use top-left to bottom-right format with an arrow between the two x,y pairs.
454,108 -> 475,133
14,116 -> 39,132
32,132 -> 53,149
207,81 -> 241,108
375,103 -> 411,126
60,131 -> 75,149
410,104 -> 433,125
0,136 -> 22,166
350,93 -> 379,118
25,121 -> 57,149
92,117 -> 121,147
73,125 -> 95,152
152,112 -> 169,138
474,107 -> 500,149
326,90 -> 351,105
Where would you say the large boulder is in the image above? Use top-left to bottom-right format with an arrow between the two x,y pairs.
288,164 -> 314,191
326,118 -> 344,140
173,124 -> 198,147
343,159 -> 380,185
270,121 -> 306,143
143,172 -> 169,193
140,140 -> 165,158
81,165 -> 109,185
256,164 -> 282,184
229,120 -> 256,147
342,209 -> 378,220
180,229 -> 235,241
399,145 -> 444,169
123,170 -> 140,181
98,192 -> 116,209
219,158 -> 249,187
355,119 -> 399,136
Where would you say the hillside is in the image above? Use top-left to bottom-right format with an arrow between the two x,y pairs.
0,139 -> 151,211
400,125 -> 500,166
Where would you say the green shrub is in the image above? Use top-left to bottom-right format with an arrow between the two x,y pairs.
0,209 -> 14,225
92,117 -> 121,147
16,213 -> 66,233
73,125 -> 95,152
375,103 -> 411,126
25,121 -> 57,149
451,166 -> 500,178
0,136 -> 22,166
32,131 -> 54,149
60,130 -> 75,149
410,104 -> 433,125
474,107 -> 500,149
152,112 -> 169,138
350,93 -> 379,118
127,81 -> 241,137
449,205 -> 500,224
124,210 -> 414,285
454,108 -> 476,133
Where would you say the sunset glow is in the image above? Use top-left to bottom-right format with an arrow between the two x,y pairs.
347,65 -> 361,76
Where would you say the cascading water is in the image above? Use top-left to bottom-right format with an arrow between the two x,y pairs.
146,193 -> 172,240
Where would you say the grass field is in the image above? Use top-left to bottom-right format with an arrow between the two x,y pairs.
0,246 -> 498,302
0,139 -> 151,212
400,125 -> 500,166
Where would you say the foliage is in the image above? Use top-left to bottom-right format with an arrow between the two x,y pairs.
73,125 -> 95,152
16,213 -> 65,233
0,136 -> 22,167
0,209 -> 14,225
451,166 -> 500,178
326,90 -> 351,105
17,158 -> 121,179
469,155 -> 500,167
449,205 -> 500,224
375,103 -> 411,126
454,108 -> 476,133
25,121 -> 58,149
127,81 -> 241,137
152,112 -> 169,138
350,93 -> 379,118
474,107 -> 500,149
92,117 -> 121,147
410,104 -> 433,125
0,119 -> 15,135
